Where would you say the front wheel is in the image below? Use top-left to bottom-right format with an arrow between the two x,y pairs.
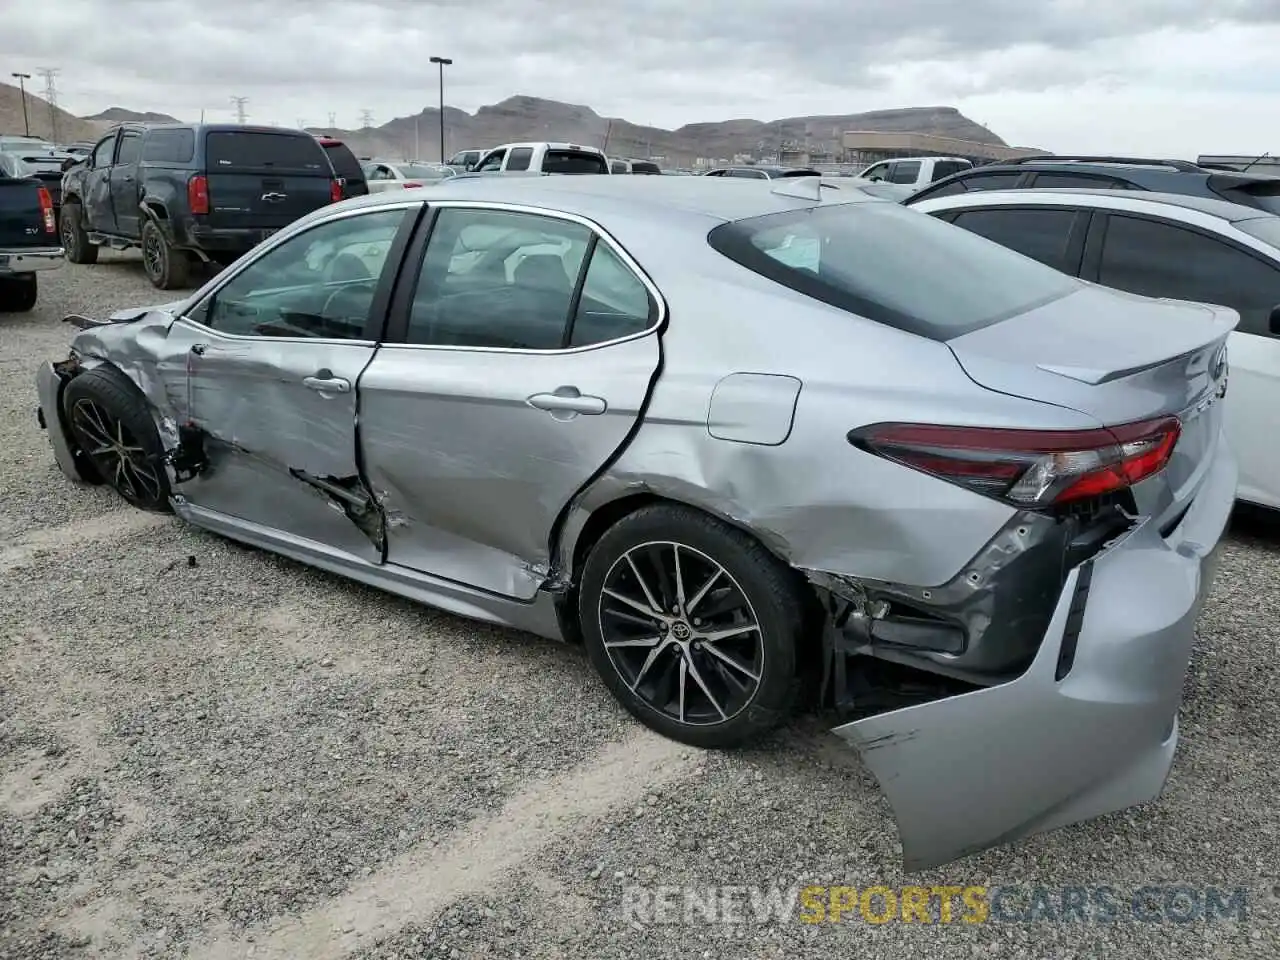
578,504 -> 805,748
0,273 -> 37,312
140,218 -> 191,290
62,367 -> 172,512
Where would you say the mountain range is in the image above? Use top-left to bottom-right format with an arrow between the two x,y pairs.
0,82 -> 1015,164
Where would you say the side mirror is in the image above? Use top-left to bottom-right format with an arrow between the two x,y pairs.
61,157 -> 77,172
1270,304 -> 1280,335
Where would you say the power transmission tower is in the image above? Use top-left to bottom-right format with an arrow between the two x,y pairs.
230,96 -> 249,124
37,67 -> 60,141
327,111 -> 336,130
359,109 -> 374,129
296,117 -> 306,130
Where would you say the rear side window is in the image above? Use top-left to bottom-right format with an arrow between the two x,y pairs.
948,208 -> 1081,272
1031,172 -> 1128,190
507,147 -> 534,172
204,132 -> 328,173
630,161 -> 661,174
708,202 -> 1079,340
888,161 -> 922,184
142,129 -> 195,163
931,161 -> 969,181
116,131 -> 143,165
322,142 -> 365,182
542,150 -> 608,174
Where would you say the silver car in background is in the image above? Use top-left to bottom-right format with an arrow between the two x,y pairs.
35,176 -> 1235,870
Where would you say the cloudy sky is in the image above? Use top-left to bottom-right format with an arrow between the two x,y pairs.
4,0 -> 1278,154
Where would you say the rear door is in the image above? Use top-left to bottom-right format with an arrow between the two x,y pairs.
203,130 -> 333,232
358,203 -> 663,599
108,128 -> 144,237
1084,212 -> 1280,509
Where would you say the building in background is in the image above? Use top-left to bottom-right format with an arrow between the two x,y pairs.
842,131 -> 1044,167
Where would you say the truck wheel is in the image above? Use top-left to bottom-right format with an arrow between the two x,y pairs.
141,219 -> 191,290
60,200 -> 99,264
0,274 -> 38,313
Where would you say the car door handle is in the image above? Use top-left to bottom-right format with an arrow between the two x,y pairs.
527,388 -> 607,415
303,374 -> 351,394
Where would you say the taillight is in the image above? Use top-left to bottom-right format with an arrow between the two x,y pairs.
188,174 -> 209,215
849,417 -> 1182,508
36,187 -> 55,233
402,181 -> 423,188
330,179 -> 344,203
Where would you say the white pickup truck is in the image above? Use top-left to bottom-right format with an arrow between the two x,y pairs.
471,142 -> 611,175
855,156 -> 973,190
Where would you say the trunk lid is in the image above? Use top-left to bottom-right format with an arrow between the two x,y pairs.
202,130 -> 334,230
947,283 -> 1235,523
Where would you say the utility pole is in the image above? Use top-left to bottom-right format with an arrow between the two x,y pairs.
359,109 -> 374,129
10,73 -> 31,135
296,117 -> 306,131
36,67 -> 60,141
230,96 -> 248,124
602,119 -> 613,154
429,56 -> 452,162
327,111 -> 336,130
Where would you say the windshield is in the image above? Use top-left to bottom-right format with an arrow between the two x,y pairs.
1235,216 -> 1280,247
707,201 -> 1080,340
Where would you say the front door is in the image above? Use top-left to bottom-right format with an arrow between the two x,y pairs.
359,204 -> 663,598
108,129 -> 143,237
175,204 -> 418,561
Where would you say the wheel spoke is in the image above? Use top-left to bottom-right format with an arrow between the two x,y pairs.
677,657 -> 688,723
625,555 -> 662,614
672,545 -> 687,610
686,567 -> 722,615
604,635 -> 662,650
698,623 -> 759,644
699,642 -> 761,682
630,638 -> 674,691
603,587 -> 662,621
684,656 -> 727,721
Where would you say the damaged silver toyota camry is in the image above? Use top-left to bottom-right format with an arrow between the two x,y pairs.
36,175 -> 1237,870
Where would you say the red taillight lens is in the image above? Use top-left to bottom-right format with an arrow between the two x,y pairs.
37,187 -> 55,233
849,417 -> 1182,507
401,181 -> 423,188
188,174 -> 209,215
330,179 -> 344,202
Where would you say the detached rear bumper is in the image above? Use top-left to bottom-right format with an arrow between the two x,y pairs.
0,247 -> 64,276
835,439 -> 1237,871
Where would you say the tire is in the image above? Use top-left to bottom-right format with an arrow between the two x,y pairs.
62,367 -> 172,512
140,218 -> 191,290
579,504 -> 804,749
0,274 -> 37,312
60,199 -> 99,264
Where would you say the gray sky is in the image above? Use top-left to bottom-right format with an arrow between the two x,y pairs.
4,0 -> 1278,154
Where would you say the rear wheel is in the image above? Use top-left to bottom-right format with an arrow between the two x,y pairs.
140,218 -> 191,290
62,368 -> 171,512
0,274 -> 37,312
578,504 -> 804,748
60,200 -> 99,264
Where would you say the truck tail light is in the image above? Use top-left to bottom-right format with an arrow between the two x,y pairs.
330,179 -> 344,203
37,187 -> 56,233
188,175 -> 209,215
848,417 -> 1182,508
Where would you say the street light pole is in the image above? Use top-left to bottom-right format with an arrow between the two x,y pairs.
10,73 -> 32,135
429,56 -> 452,163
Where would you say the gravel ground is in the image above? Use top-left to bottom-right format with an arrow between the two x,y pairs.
1,257 -> 1278,959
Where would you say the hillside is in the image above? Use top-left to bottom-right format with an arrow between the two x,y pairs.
0,81 -> 103,143
319,98 -> 1010,165
83,107 -> 179,123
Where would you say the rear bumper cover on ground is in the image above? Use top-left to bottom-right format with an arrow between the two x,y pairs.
0,246 -> 64,276
834,439 -> 1237,871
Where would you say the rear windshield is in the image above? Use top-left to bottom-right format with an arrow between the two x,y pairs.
707,202 -> 1080,340
13,156 -> 64,174
543,150 -> 608,174
143,129 -> 195,163
631,161 -> 661,174
1221,179 -> 1280,215
323,143 -> 366,181
204,131 -> 328,174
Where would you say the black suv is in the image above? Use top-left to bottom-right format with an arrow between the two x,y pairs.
61,123 -> 342,288
905,155 -> 1280,214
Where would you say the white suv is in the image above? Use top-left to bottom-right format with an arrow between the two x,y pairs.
911,188 -> 1280,510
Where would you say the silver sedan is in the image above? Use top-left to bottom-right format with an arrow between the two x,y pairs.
35,175 -> 1236,871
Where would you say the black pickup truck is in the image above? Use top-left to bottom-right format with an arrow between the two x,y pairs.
60,123 -> 342,289
0,153 -> 63,312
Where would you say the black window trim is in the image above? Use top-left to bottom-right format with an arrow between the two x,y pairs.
114,130 -> 144,165
907,169 -> 1032,203
1025,171 -> 1133,191
940,203 -> 1094,277
181,200 -> 426,343
381,200 -> 665,354
1081,209 -> 1280,337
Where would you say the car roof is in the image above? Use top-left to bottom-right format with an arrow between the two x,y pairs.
913,187 -> 1272,223
321,173 -> 879,225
